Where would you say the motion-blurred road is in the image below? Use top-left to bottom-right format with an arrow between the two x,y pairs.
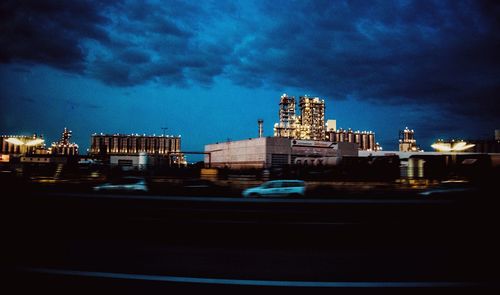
6,191 -> 499,293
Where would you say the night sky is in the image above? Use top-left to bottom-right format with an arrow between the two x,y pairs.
1,0 -> 499,161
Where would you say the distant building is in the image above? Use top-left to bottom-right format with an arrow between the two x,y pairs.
431,139 -> 476,152
273,94 -> 326,140
273,94 -> 377,150
326,120 -> 336,132
273,94 -> 298,138
432,130 -> 500,153
204,137 -> 358,169
467,139 -> 500,153
50,127 -> 78,156
297,96 -> 325,140
0,134 -> 47,155
399,127 -> 422,152
326,128 -> 378,151
90,133 -> 185,166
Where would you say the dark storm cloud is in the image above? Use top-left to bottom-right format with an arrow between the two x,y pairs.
1,0 -> 499,120
0,0 -> 110,72
119,49 -> 151,64
0,0 -> 233,86
230,0 -> 500,119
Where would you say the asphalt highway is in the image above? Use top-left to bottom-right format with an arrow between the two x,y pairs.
6,192 -> 499,293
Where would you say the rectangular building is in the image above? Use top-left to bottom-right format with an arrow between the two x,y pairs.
204,137 -> 358,169
90,134 -> 181,155
1,135 -> 46,155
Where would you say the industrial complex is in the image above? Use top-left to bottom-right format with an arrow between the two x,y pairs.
205,93 -> 381,169
90,133 -> 186,166
272,93 -> 379,151
204,137 -> 357,169
1,93 -> 499,172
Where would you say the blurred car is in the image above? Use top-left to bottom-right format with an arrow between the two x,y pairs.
242,180 -> 305,198
418,180 -> 476,198
93,177 -> 147,192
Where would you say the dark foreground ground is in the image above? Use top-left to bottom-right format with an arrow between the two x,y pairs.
5,187 -> 500,294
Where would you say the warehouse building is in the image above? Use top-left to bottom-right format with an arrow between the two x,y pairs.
90,133 -> 185,166
204,137 -> 358,169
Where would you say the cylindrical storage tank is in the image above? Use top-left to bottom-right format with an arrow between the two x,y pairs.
368,133 -> 375,151
361,133 -> 368,150
339,131 -> 345,142
347,129 -> 354,143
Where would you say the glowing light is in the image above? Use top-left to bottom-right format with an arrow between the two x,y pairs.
26,139 -> 45,146
5,138 -> 24,145
431,141 -> 475,152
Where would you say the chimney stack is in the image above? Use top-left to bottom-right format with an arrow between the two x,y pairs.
258,119 -> 264,138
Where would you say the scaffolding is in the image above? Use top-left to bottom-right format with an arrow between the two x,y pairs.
273,94 -> 298,138
298,96 -> 325,140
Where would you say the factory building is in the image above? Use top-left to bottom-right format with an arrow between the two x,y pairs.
273,94 -> 326,140
326,129 -> 379,151
431,140 -> 475,152
90,133 -> 185,166
0,134 -> 47,155
297,96 -> 325,140
50,128 -> 78,156
467,139 -> 500,153
399,127 -> 422,152
204,137 -> 358,169
273,94 -> 378,150
431,131 -> 500,153
273,94 -> 298,138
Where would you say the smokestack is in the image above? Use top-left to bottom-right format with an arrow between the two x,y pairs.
258,119 -> 264,138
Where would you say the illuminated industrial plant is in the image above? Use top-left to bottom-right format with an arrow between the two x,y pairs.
50,127 -> 79,156
326,129 -> 378,151
399,127 -> 422,152
273,94 -> 299,138
431,140 -> 475,152
297,95 -> 326,140
0,134 -> 46,155
273,94 -> 325,140
273,93 -> 378,150
90,133 -> 186,165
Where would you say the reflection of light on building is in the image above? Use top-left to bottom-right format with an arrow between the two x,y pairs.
407,158 -> 425,178
431,140 -> 475,152
50,127 -> 79,155
399,127 -> 422,152
0,154 -> 10,162
0,134 -> 47,155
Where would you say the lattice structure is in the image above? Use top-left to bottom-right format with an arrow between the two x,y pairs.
273,94 -> 298,138
51,127 -> 79,155
298,96 -> 325,140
